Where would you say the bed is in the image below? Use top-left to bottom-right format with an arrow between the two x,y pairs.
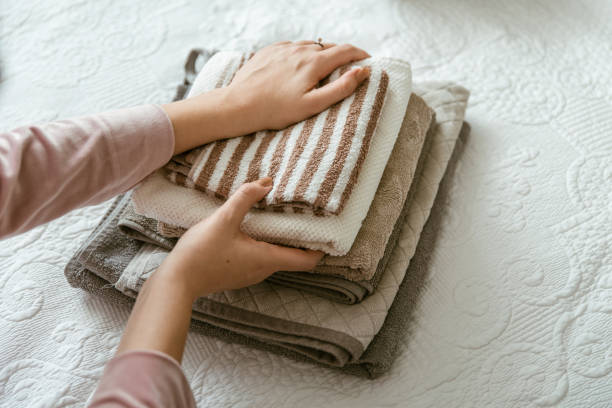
1,0 -> 611,406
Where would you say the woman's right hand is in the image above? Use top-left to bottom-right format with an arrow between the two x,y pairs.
157,177 -> 323,300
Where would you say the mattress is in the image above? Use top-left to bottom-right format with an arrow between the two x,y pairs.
1,0 -> 611,406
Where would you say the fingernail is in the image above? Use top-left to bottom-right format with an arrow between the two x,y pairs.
258,177 -> 273,187
356,66 -> 370,80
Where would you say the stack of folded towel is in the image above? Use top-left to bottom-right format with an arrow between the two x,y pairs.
65,49 -> 469,378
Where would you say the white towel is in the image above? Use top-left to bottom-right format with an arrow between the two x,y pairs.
132,53 -> 412,256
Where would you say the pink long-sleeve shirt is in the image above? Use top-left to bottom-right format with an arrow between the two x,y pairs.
0,105 -> 196,407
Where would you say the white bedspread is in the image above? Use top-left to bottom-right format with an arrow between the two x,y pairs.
1,1 -> 611,406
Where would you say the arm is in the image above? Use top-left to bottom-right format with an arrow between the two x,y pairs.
0,42 -> 368,239
115,177 -> 322,360
0,106 -> 174,238
89,178 -> 322,407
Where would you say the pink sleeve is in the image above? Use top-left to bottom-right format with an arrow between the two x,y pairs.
0,105 -> 174,238
89,350 -> 196,408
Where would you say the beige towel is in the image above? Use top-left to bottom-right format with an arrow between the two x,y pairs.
166,54 -> 390,216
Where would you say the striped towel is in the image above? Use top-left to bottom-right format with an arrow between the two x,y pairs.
165,53 -> 389,215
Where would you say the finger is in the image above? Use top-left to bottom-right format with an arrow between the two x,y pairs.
304,66 -> 370,114
294,40 -> 336,49
316,42 -> 336,50
261,242 -> 324,271
294,40 -> 317,45
315,43 -> 370,77
218,178 -> 273,228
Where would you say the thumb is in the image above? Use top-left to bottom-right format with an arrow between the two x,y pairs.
219,178 -> 273,228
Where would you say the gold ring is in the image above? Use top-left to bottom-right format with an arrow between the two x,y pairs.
315,37 -> 324,48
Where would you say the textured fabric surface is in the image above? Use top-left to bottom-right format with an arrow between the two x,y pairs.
2,1 -> 611,406
166,52 -> 391,216
132,56 -> 413,256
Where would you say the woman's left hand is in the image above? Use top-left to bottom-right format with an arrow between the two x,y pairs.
227,41 -> 371,131
164,41 -> 371,155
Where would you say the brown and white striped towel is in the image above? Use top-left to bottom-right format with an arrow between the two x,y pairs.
165,53 -> 389,215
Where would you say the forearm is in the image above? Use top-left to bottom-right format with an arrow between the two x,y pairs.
0,105 -> 174,238
117,264 -> 196,362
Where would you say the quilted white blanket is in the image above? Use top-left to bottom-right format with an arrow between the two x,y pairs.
1,1 -> 611,407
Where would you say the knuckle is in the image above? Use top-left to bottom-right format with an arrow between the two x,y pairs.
310,53 -> 324,66
293,45 -> 308,54
340,77 -> 356,94
338,43 -> 353,53
238,182 -> 260,197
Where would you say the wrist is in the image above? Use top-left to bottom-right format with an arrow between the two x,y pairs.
163,87 -> 259,156
153,258 -> 201,303
222,84 -> 263,135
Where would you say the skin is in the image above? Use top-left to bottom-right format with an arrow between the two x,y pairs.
116,41 -> 371,362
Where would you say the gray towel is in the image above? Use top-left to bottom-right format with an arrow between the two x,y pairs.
64,123 -> 468,379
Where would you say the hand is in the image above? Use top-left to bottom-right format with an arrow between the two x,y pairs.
116,178 -> 321,362
228,41 -> 371,130
157,177 -> 323,300
163,41 -> 371,155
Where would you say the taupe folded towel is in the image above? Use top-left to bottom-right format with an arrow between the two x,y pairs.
65,123 -> 468,379
166,52 -> 395,216
119,94 -> 435,304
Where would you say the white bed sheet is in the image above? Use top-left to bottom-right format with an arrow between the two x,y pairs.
1,0 -> 611,406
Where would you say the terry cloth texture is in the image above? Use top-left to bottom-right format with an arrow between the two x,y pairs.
132,52 -> 413,256
165,53 -> 390,216
65,123 -> 469,379
118,202 -> 177,249
121,93 -> 436,302
65,82 -> 468,376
